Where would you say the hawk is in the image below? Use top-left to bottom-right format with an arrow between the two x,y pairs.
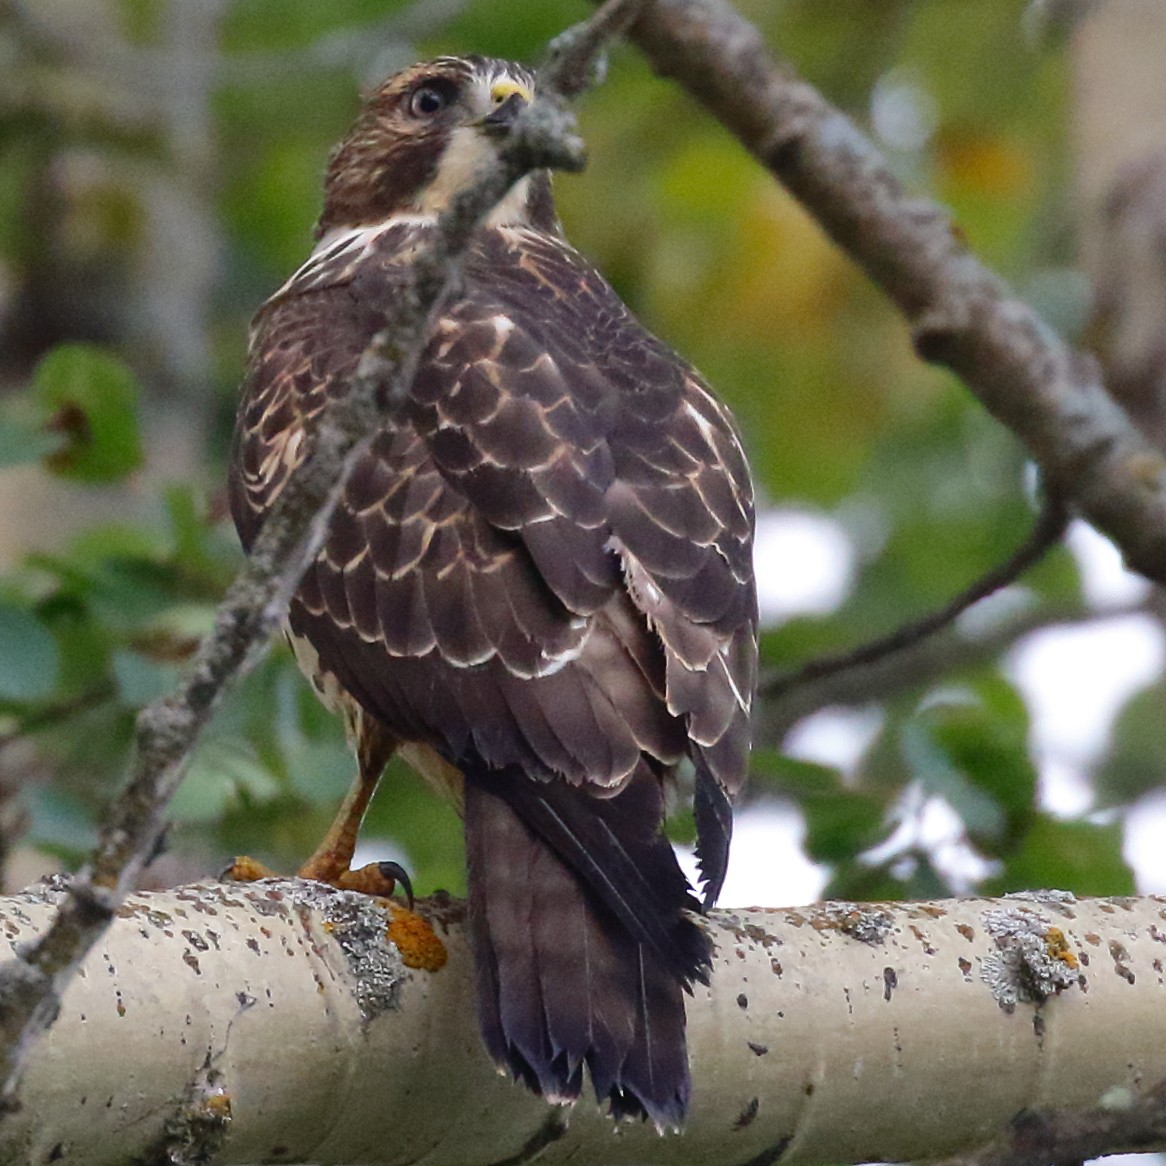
230,55 -> 757,1127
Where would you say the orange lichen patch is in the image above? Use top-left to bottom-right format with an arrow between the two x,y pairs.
387,904 -> 447,972
203,1093 -> 232,1121
1046,927 -> 1079,970
225,855 -> 277,882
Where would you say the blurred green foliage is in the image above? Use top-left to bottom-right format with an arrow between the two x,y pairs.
0,0 -> 1151,903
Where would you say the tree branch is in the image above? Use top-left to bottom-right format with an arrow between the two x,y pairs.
940,1080 -> 1166,1166
753,597 -> 1150,745
0,0 -> 642,1106
763,493 -> 1070,710
2,881 -> 1164,1164
619,0 -> 1166,585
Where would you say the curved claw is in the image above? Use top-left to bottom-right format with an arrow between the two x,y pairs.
378,860 -> 414,909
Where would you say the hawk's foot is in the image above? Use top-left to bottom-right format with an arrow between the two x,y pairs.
222,854 -> 278,882
324,859 -> 414,906
222,854 -> 413,907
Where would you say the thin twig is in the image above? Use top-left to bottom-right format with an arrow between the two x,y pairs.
0,0 -> 635,1105
752,597 -> 1154,746
542,0 -> 646,96
620,0 -> 1166,586
763,493 -> 1071,704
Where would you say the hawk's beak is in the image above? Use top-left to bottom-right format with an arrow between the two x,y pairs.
482,80 -> 532,135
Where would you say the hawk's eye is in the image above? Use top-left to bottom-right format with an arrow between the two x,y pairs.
409,84 -> 449,118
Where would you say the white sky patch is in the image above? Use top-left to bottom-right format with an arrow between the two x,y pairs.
753,508 -> 855,626
1096,1154 -> 1166,1166
1066,518 -> 1153,608
783,706 -> 884,780
870,70 -> 938,153
1125,793 -> 1166,895
680,803 -> 826,909
955,584 -> 1036,639
1006,614 -> 1165,816
352,837 -> 412,875
864,789 -> 998,892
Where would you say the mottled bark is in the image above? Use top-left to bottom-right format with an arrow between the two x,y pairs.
1,881 -> 1163,1166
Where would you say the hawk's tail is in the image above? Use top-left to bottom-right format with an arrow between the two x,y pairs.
463,765 -> 710,1129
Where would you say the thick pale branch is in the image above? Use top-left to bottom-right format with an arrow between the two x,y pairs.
621,0 -> 1166,584
0,0 -> 638,1104
1,881 -> 1164,1165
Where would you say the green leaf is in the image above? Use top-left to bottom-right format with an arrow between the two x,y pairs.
33,344 -> 144,483
171,738 -> 282,823
0,602 -> 60,701
994,815 -> 1134,897
25,784 -> 97,861
751,752 -> 888,863
907,679 -> 1038,854
1095,683 -> 1166,808
901,715 -> 1004,839
111,649 -> 182,707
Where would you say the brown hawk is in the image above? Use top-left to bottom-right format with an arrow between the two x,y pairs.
229,55 -> 757,1127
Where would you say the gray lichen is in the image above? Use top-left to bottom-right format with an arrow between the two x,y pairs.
287,881 -> 402,1022
980,906 -> 1079,1008
824,902 -> 894,946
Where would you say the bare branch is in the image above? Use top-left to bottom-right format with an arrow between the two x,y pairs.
0,1 -> 632,1106
939,1080 -> 1166,1166
542,0 -> 648,97
763,493 -> 1070,707
753,593 -> 1161,746
619,0 -> 1166,585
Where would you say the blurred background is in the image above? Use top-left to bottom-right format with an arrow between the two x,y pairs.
1,0 -> 1165,924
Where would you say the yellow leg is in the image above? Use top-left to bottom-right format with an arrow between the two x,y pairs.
227,718 -> 409,901
225,718 -> 443,966
297,757 -> 383,884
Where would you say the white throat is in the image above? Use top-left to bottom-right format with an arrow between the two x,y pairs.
413,124 -> 533,226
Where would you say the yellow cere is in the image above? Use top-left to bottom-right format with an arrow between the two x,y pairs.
490,79 -> 532,106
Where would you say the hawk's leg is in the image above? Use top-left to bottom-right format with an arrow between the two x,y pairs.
228,718 -> 411,902
296,716 -> 403,896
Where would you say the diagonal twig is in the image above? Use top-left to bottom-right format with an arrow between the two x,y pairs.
763,492 -> 1071,705
0,0 -> 642,1106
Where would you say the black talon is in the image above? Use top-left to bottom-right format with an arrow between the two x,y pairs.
378,861 -> 414,909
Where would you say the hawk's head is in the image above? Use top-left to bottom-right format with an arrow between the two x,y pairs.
317,55 -> 556,237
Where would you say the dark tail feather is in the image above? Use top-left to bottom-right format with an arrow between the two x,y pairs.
464,770 -> 707,1128
693,758 -> 733,907
471,763 -> 710,984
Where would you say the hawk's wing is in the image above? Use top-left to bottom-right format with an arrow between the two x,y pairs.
231,222 -> 757,901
